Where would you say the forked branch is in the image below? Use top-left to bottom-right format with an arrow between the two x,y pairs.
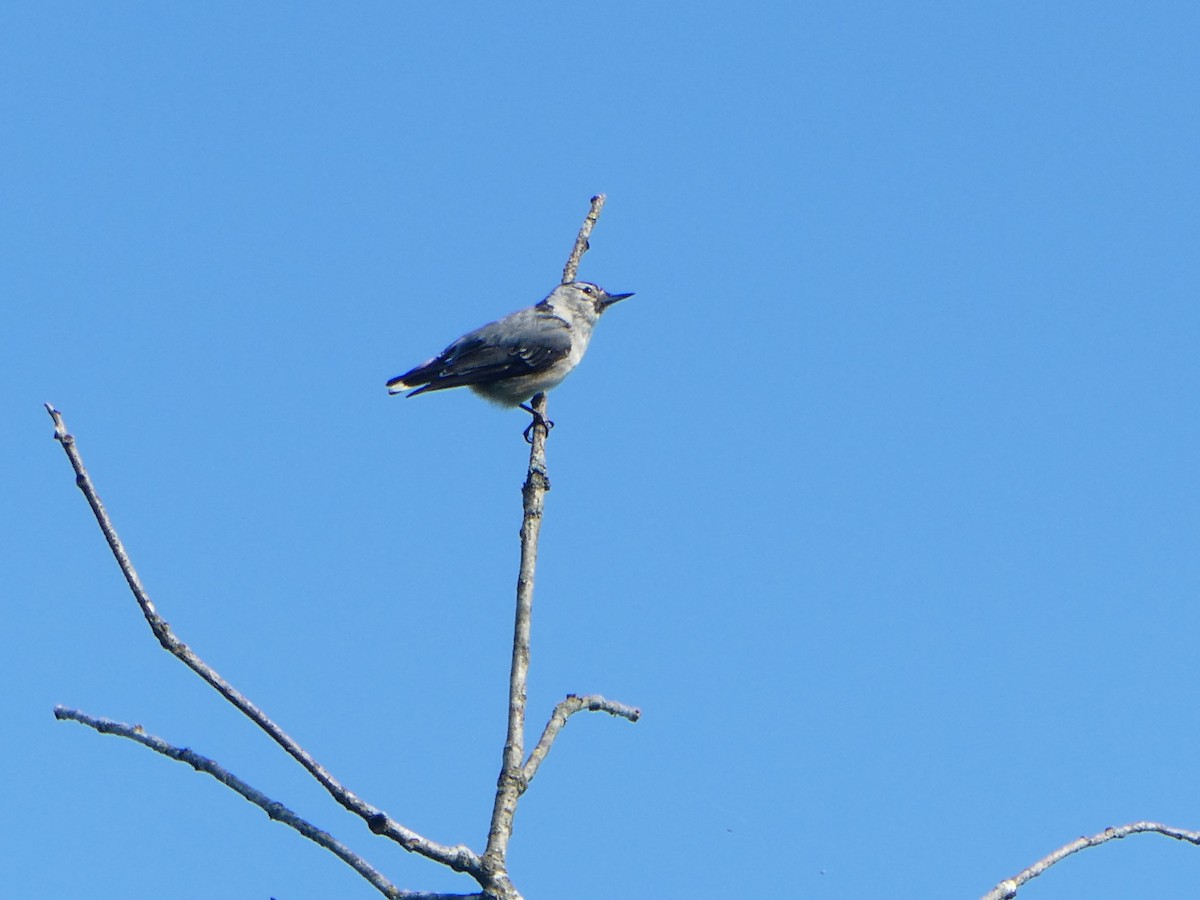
481,194 -> 639,896
45,403 -> 478,876
47,193 -> 638,900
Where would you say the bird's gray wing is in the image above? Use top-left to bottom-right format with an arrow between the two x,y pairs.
393,314 -> 571,396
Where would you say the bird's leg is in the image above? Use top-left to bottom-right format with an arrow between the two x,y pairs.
520,393 -> 555,443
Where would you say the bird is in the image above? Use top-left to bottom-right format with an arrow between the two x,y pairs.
386,281 -> 633,436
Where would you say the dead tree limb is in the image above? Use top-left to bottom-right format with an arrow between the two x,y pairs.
47,193 -> 638,900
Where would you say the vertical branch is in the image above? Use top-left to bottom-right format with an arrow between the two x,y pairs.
482,198 -> 606,887
561,194 -> 606,284
482,398 -> 549,880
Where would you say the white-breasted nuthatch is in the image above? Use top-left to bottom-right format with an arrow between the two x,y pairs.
386,281 -> 634,427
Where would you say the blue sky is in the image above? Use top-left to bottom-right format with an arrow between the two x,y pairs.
5,3 -> 1200,898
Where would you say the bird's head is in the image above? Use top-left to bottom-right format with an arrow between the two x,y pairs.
547,281 -> 635,324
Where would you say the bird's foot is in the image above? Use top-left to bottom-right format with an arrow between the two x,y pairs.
520,403 -> 555,443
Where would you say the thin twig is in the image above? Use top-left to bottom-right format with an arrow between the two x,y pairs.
981,821 -> 1200,900
45,404 -> 480,877
561,194 -> 606,284
53,706 -> 430,899
521,694 -> 640,791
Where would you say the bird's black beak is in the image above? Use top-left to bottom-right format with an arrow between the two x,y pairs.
601,291 -> 634,308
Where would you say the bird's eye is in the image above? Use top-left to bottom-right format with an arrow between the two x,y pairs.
581,285 -> 594,295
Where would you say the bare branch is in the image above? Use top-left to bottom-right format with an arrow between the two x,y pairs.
521,694 -> 640,791
561,194 -> 606,284
47,195 -> 634,900
482,197 -> 631,896
53,706 -> 464,900
981,821 -> 1200,900
44,404 -> 480,876
481,390 -> 550,892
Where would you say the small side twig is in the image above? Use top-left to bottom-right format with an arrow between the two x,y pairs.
54,706 -> 419,899
981,821 -> 1200,900
521,694 -> 640,792
45,404 -> 479,877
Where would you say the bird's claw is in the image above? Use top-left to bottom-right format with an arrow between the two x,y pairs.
520,404 -> 555,443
